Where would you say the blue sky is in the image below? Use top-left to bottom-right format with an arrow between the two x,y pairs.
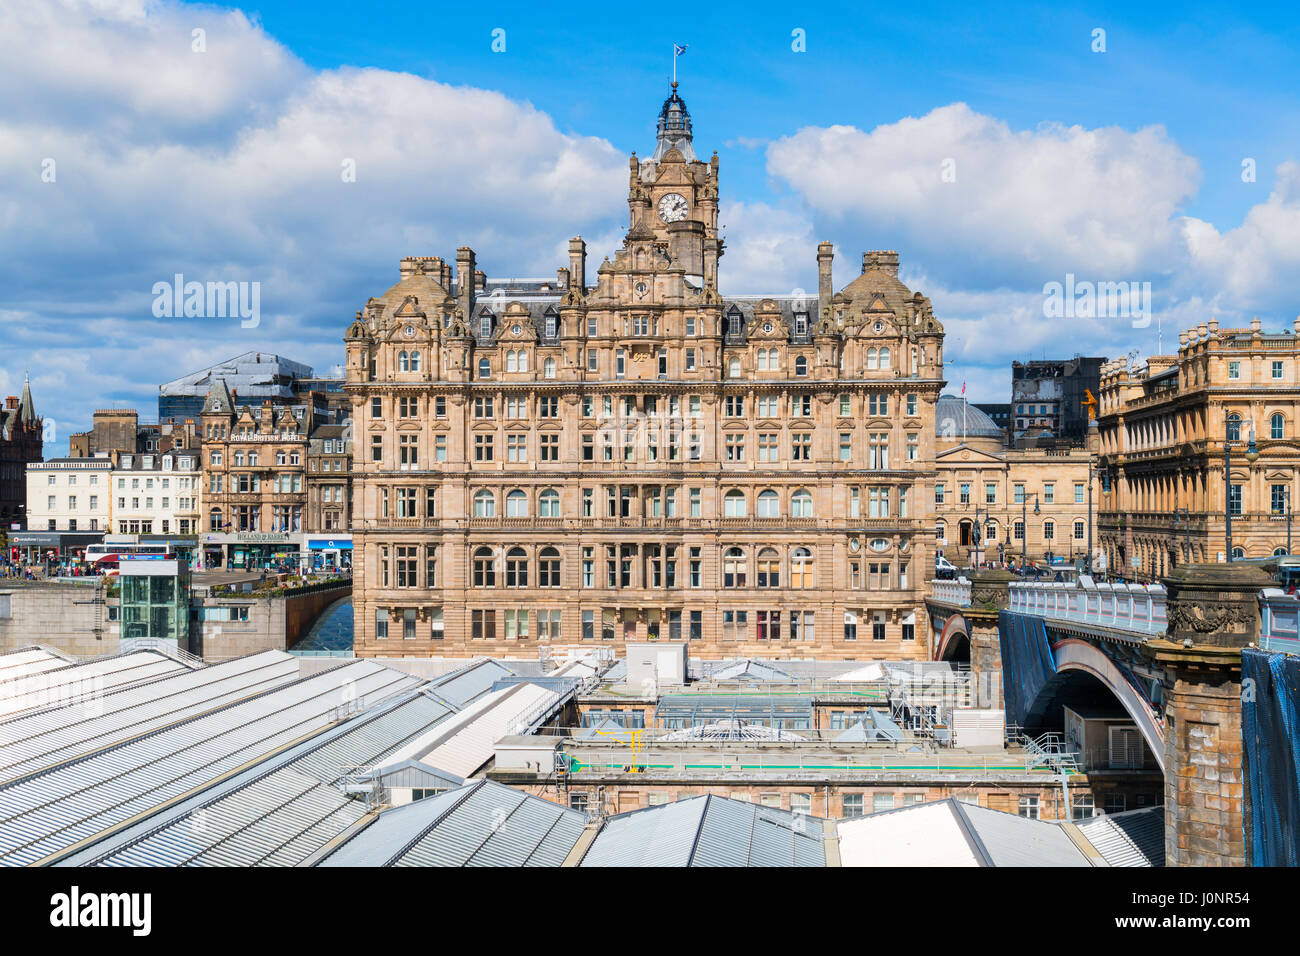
3,0 -> 1300,451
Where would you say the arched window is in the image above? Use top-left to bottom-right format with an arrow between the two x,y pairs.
398,350 -> 409,372
544,357 -> 557,379
1074,520 -> 1085,540
477,357 -> 491,380
505,547 -> 528,587
936,520 -> 947,543
757,547 -> 780,587
728,357 -> 742,378
473,490 -> 495,518
506,489 -> 528,517
1232,546 -> 1246,559
723,547 -> 747,587
409,350 -> 421,372
791,489 -> 813,518
276,451 -> 286,465
473,547 -> 496,586
794,356 -> 808,376
866,348 -> 879,371
1043,520 -> 1055,541
506,350 -> 518,372
1274,546 -> 1290,556
1227,413 -> 1241,442
539,488 -> 560,517
1272,413 -> 1285,440
756,350 -> 768,371
791,547 -> 814,588
757,489 -> 780,518
724,489 -> 747,518
766,349 -> 780,370
517,350 -> 528,372
248,452 -> 258,467
209,509 -> 223,532
539,546 -> 561,587
879,347 -> 891,369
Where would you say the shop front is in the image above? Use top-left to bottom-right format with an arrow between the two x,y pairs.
198,532 -> 301,572
7,531 -> 104,568
305,535 -> 352,571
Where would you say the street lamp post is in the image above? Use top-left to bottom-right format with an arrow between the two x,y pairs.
1021,492 -> 1040,569
1224,411 -> 1259,562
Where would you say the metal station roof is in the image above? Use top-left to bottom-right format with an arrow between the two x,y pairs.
0,651 -> 301,784
379,682 -> 562,779
0,659 -> 421,866
836,799 -> 1090,867
318,779 -> 588,867
424,658 -> 518,708
581,794 -> 826,867
0,648 -> 66,682
1075,806 -> 1164,866
0,650 -> 195,719
76,689 -> 460,868
654,694 -> 814,728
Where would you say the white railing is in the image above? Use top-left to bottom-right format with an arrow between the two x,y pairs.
1258,589 -> 1300,655
1007,576 -> 1167,637
929,577 -> 971,607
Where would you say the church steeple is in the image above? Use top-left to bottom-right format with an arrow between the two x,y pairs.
18,372 -> 35,426
654,83 -> 695,162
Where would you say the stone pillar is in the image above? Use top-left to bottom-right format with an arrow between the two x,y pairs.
1153,564 -> 1270,867
967,569 -> 1017,710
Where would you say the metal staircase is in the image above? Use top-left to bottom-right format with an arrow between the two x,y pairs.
1019,732 -> 1081,773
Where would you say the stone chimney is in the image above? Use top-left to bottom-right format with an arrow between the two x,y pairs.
817,241 -> 834,315
862,250 -> 899,277
569,237 -> 587,292
456,247 -> 476,319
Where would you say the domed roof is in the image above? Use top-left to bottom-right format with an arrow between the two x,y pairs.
935,395 -> 1004,439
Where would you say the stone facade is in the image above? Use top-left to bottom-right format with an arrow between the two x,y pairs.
1097,317 -> 1300,579
346,86 -> 945,659
0,375 -> 42,530
934,396 -> 1098,567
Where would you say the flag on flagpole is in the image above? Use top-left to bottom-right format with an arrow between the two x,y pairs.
961,381 -> 966,395
674,43 -> 688,56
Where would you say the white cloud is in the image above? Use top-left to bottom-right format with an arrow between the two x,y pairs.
0,0 -> 630,443
767,103 -> 1200,288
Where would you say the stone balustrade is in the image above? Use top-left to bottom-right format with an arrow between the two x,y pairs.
929,577 -> 971,608
1007,576 -> 1167,637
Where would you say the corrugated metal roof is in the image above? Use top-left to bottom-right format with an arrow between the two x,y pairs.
382,682 -> 561,779
957,803 -> 1088,867
0,659 -> 421,866
426,658 -> 517,708
0,650 -> 192,718
581,794 -> 826,867
836,799 -> 1089,867
0,651 -> 300,783
1076,806 -> 1164,866
0,648 -> 65,682
320,780 -> 587,867
80,691 -> 457,868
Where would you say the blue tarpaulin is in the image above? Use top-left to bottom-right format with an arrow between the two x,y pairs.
1242,647 -> 1300,866
998,611 -> 1058,729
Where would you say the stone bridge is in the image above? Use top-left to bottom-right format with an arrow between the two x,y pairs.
925,564 -> 1275,867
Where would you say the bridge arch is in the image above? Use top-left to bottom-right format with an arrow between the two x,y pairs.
1025,638 -> 1165,772
935,613 -> 971,663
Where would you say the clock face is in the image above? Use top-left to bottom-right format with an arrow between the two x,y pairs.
403,325 -> 416,338
658,192 -> 689,222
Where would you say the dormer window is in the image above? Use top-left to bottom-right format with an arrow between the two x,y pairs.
727,306 -> 742,337
794,312 -> 808,336
480,314 -> 493,339
544,309 -> 558,338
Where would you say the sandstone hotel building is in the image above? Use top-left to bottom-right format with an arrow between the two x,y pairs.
346,86 -> 945,659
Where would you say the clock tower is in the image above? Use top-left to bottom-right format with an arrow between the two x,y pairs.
624,83 -> 722,288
